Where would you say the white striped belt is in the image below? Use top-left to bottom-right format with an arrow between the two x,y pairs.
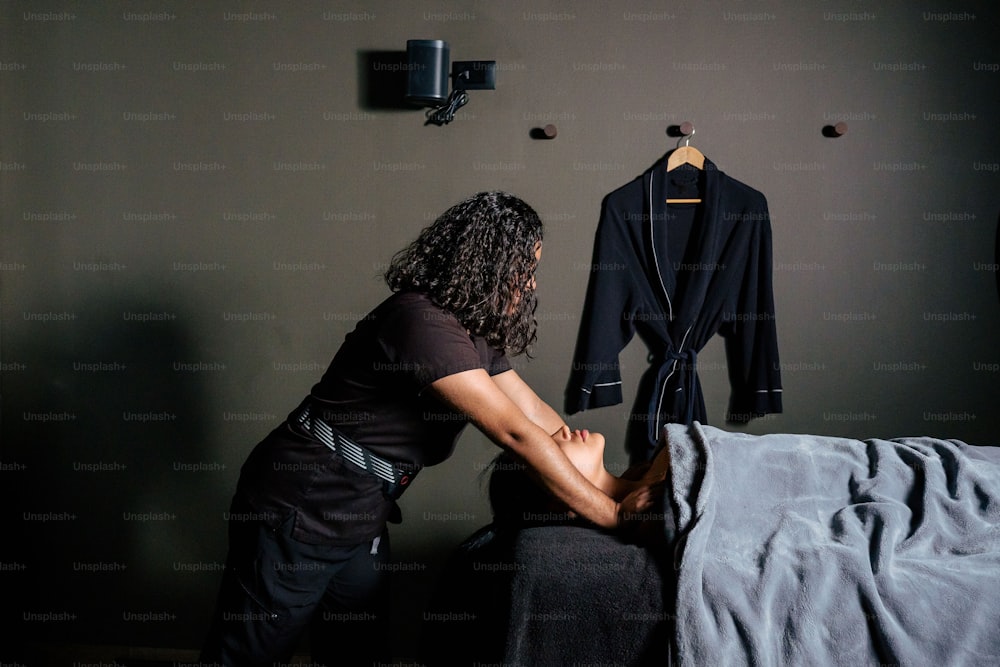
291,402 -> 417,492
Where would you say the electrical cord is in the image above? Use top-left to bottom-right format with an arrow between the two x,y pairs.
425,88 -> 469,125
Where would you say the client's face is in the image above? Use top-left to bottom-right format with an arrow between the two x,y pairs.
552,425 -> 607,487
488,425 -> 618,523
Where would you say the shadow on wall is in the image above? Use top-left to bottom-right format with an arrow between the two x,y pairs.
357,50 -> 411,110
6,292 -> 228,654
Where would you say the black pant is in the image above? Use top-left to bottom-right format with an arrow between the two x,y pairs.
200,505 -> 391,667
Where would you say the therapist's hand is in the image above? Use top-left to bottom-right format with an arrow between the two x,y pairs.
615,482 -> 666,541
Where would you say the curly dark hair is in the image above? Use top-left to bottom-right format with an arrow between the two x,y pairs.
384,191 -> 543,356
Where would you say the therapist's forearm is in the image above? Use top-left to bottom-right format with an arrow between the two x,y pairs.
491,370 -> 567,435
432,368 -> 619,528
534,400 -> 567,435
511,428 -> 621,529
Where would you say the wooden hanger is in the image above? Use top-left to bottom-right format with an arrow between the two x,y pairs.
666,125 -> 704,204
666,145 -> 705,172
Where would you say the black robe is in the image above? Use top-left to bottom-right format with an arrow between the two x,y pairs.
566,153 -> 783,462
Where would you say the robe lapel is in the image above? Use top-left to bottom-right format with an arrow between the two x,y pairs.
647,156 -> 722,342
673,162 -> 723,327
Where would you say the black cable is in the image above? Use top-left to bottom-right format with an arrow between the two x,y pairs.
425,88 -> 469,126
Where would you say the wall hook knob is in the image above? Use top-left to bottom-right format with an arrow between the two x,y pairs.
823,122 -> 848,137
530,124 -> 558,139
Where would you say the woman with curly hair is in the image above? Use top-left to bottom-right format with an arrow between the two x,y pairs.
201,191 -> 654,666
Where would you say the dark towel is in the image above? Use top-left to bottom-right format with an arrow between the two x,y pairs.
421,521 -> 674,666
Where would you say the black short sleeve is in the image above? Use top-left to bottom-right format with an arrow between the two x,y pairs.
308,291 -> 511,463
378,295 -> 503,390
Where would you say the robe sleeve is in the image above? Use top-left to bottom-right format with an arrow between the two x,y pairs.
722,199 -> 783,423
565,202 -> 638,414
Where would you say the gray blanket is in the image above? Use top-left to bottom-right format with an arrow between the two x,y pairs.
667,422 -> 1000,667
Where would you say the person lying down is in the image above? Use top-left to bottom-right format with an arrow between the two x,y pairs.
486,426 -> 676,545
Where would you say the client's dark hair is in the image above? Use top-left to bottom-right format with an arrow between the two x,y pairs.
384,191 -> 543,356
486,452 -> 573,527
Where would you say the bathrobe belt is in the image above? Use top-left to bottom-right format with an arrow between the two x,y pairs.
649,347 -> 698,446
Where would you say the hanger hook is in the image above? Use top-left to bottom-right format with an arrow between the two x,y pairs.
676,122 -> 695,149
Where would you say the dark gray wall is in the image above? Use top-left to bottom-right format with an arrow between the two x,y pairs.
3,0 -> 999,659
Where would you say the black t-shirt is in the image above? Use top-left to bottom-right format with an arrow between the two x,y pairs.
312,290 -> 511,465
235,290 -> 511,544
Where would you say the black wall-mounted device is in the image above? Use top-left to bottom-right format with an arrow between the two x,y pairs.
452,60 -> 497,90
405,39 -> 450,106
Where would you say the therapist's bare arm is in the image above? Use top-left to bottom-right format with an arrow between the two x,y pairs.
493,369 -> 661,504
428,368 -> 623,529
490,369 -> 566,435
